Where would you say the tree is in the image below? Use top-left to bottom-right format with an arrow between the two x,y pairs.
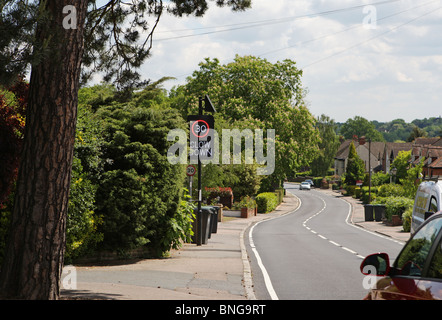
407,125 -> 427,142
339,116 -> 384,142
310,114 -> 340,177
94,90 -> 188,256
0,0 -> 251,300
345,141 -> 365,185
170,56 -> 320,190
391,150 -> 412,182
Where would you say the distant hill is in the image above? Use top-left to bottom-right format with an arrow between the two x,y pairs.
337,117 -> 442,142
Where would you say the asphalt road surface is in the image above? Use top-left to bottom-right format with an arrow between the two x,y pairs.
247,184 -> 404,300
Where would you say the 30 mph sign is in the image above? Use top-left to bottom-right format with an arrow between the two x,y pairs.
186,165 -> 196,176
187,115 -> 215,161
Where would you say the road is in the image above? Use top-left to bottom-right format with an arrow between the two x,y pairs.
247,184 -> 404,300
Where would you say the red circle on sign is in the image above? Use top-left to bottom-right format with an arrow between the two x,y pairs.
186,165 -> 196,176
191,120 -> 210,138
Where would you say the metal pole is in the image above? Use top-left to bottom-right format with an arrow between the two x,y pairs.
197,97 -> 203,246
368,138 -> 372,204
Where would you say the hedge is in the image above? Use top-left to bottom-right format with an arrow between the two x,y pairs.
256,192 -> 279,213
373,196 -> 414,221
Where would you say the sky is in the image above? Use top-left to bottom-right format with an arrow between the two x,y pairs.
137,0 -> 442,123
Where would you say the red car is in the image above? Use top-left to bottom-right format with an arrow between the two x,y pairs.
360,212 -> 442,300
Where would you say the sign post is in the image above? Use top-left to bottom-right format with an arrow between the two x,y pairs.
186,165 -> 196,198
187,95 -> 216,246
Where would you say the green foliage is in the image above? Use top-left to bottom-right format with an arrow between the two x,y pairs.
94,93 -> 187,256
402,207 -> 413,232
65,100 -> 106,262
360,186 -> 379,204
377,184 -> 407,198
369,117 -> 441,142
239,196 -> 257,209
344,141 -> 365,185
310,114 -> 340,177
370,172 -> 390,187
400,159 -> 424,198
162,190 -> 195,251
256,192 -> 278,213
373,196 -> 414,221
65,158 -> 103,263
338,116 -> 384,142
225,163 -> 262,199
170,55 -> 320,186
391,150 -> 412,182
275,188 -> 284,204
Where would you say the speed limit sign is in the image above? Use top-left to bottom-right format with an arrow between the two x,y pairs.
186,165 -> 196,176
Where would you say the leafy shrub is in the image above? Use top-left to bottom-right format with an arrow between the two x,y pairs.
345,185 -> 357,196
377,184 -> 407,198
95,102 -> 187,257
256,192 -> 278,213
370,172 -> 390,186
402,207 -> 412,232
354,187 -> 361,199
374,196 -> 414,221
163,191 -> 195,249
361,186 -> 379,204
65,158 -> 103,263
239,196 -> 257,209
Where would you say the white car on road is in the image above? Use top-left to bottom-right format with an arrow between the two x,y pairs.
299,182 -> 311,190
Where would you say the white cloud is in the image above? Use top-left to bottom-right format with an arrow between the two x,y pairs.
137,0 -> 442,122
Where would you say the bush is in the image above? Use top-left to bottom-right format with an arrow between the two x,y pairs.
256,192 -> 278,213
354,187 -> 361,199
95,102 -> 187,257
371,172 -> 390,186
373,196 -> 414,221
377,184 -> 407,198
65,158 -> 103,263
360,186 -> 378,204
345,185 -> 357,196
402,207 -> 412,232
239,196 -> 257,209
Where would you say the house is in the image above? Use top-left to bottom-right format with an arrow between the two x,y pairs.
335,136 -> 442,178
334,139 -> 413,176
334,139 -> 385,176
410,137 -> 442,178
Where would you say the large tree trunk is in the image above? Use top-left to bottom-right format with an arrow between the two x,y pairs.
0,1 -> 87,299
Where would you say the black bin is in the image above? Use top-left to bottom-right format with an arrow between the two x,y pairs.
192,207 -> 212,244
206,206 -> 219,234
373,204 -> 386,222
364,204 -> 374,221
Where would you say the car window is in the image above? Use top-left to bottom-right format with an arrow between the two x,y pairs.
427,237 -> 442,279
395,217 -> 442,277
429,197 -> 438,213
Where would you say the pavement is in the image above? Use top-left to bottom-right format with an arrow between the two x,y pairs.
61,185 -> 410,300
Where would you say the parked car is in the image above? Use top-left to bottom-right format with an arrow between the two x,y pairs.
411,180 -> 442,234
360,211 -> 442,300
305,179 -> 314,187
299,182 -> 311,190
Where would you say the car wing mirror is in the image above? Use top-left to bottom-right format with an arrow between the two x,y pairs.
360,253 -> 391,276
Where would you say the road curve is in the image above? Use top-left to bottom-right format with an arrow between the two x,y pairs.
247,184 -> 404,300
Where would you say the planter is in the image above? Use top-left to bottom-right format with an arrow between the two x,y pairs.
391,215 -> 403,226
241,207 -> 254,218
